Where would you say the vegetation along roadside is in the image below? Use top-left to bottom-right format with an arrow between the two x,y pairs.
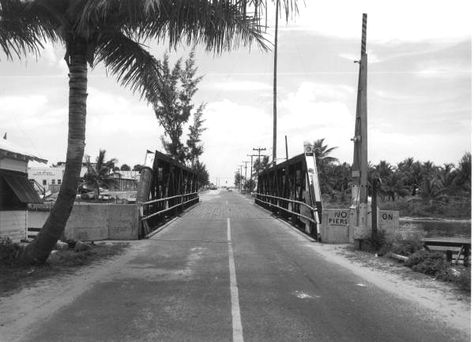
0,237 -> 128,297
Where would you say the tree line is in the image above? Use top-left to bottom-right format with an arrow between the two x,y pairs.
313,139 -> 471,203
234,138 -> 471,205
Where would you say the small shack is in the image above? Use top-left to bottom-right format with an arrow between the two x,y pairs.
0,138 -> 46,242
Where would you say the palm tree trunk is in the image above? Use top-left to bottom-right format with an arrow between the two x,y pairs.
21,41 -> 88,264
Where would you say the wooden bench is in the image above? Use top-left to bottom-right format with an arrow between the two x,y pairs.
422,237 -> 471,266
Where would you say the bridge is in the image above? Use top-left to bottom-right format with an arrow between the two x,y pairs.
8,188 -> 468,342
7,15 -> 468,342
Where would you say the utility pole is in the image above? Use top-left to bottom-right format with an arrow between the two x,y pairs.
253,147 -> 266,164
247,154 -> 259,181
242,161 -> 249,181
351,13 -> 369,241
253,147 -> 267,179
285,135 -> 289,161
272,0 -> 279,165
242,161 -> 249,192
239,164 -> 243,192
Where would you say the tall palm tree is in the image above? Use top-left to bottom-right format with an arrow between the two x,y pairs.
1,0 -> 297,264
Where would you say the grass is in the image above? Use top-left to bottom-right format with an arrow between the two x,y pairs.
0,242 -> 128,297
356,232 -> 471,293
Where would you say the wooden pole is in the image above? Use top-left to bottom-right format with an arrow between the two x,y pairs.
371,178 -> 379,241
351,13 -> 369,235
272,0 -> 279,165
253,147 -> 266,177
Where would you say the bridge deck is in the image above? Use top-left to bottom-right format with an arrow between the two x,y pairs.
19,191 -> 468,342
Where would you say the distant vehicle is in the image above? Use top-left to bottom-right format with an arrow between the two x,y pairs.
227,187 -> 232,192
210,186 -> 218,190
79,191 -> 95,200
99,193 -> 112,201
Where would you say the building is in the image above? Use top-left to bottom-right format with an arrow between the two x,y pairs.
111,171 -> 140,191
28,166 -> 87,195
0,139 -> 46,242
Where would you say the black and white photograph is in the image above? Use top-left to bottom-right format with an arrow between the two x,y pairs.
0,1 -> 471,341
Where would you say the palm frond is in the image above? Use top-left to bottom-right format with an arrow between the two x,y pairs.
80,0 -> 293,53
0,0 -> 67,61
142,0 -> 271,53
94,30 -> 164,104
0,0 -> 48,59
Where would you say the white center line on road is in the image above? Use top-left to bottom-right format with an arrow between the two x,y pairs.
227,217 -> 244,342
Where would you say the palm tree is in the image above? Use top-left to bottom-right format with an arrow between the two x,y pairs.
454,152 -> 471,194
330,162 -> 351,201
311,138 -> 338,194
83,150 -> 118,199
311,138 -> 338,169
1,0 -> 297,264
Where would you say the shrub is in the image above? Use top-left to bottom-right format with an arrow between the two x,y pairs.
390,234 -> 423,256
0,236 -> 21,266
456,269 -> 471,292
406,250 -> 450,277
359,230 -> 389,254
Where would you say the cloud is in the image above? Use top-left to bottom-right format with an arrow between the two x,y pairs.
207,80 -> 272,91
0,94 -> 49,118
415,64 -> 471,79
199,99 -> 271,180
339,50 -> 381,63
276,83 -> 354,162
368,129 -> 471,164
84,87 -> 161,163
277,0 -> 471,42
281,81 -> 355,104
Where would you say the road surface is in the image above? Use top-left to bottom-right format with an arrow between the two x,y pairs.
18,190 -> 468,341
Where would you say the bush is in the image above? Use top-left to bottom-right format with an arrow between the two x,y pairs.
358,230 -> 389,254
0,236 -> 21,266
456,269 -> 471,292
405,249 -> 471,292
390,234 -> 423,256
406,250 -> 451,277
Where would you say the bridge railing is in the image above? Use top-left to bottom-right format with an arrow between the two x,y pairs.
139,192 -> 199,222
255,151 -> 323,239
136,150 -> 200,237
255,193 -> 319,225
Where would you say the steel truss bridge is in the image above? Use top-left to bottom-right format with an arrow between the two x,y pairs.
136,151 -> 200,238
255,150 -> 323,239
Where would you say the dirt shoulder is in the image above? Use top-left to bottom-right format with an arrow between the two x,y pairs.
0,242 -> 146,342
308,242 -> 471,334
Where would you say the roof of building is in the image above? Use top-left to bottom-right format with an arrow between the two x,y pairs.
0,139 -> 47,164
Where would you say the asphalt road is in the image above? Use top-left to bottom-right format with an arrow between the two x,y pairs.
21,191 -> 467,342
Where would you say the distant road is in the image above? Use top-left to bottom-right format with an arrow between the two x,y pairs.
21,190 -> 468,342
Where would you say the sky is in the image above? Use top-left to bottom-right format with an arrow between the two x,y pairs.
0,0 -> 471,186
